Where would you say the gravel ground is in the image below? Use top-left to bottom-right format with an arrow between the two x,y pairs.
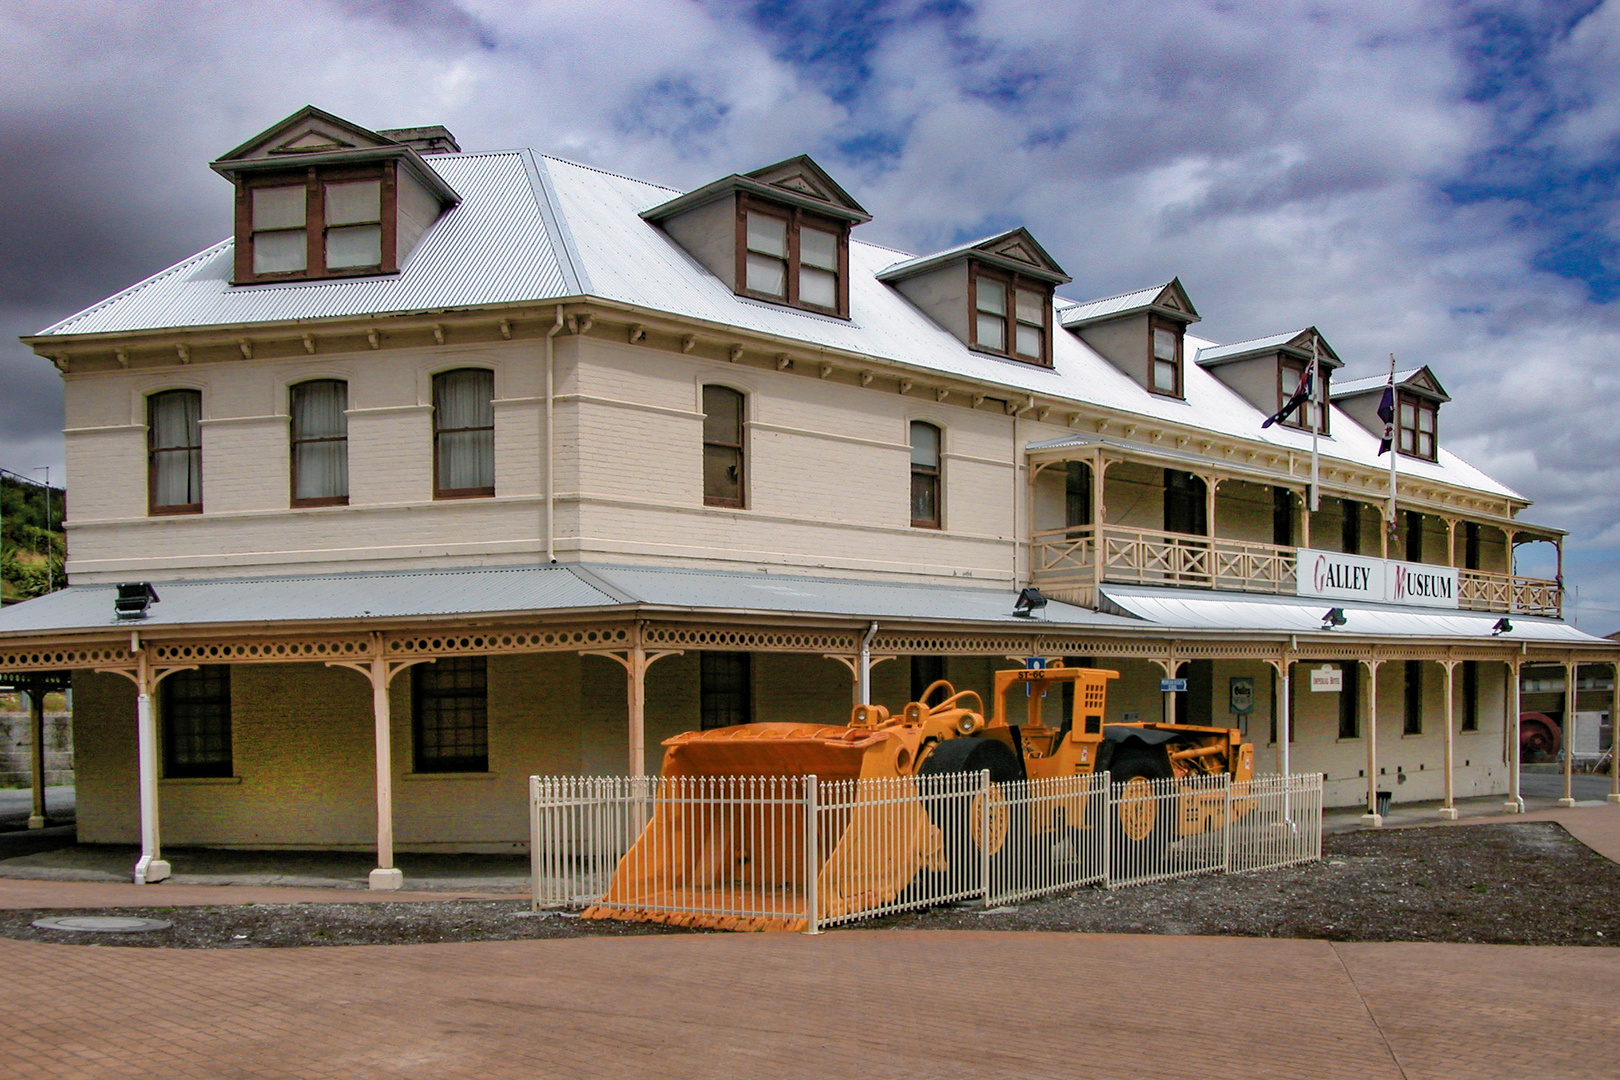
3,822 -> 1615,949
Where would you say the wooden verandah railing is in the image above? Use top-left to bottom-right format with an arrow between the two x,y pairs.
1031,524 -> 1561,617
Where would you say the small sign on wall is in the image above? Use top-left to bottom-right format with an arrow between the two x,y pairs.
1160,678 -> 1188,693
1310,665 -> 1344,692
1229,677 -> 1254,716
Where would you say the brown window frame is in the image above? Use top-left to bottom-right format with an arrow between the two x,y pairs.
289,379 -> 349,508
1277,357 -> 1330,434
967,262 -> 1053,367
910,420 -> 942,529
411,656 -> 489,774
1148,315 -> 1184,398
147,388 -> 203,516
432,368 -> 496,500
161,665 -> 233,779
702,385 -> 747,509
233,161 -> 400,285
1397,392 -> 1438,462
733,195 -> 851,317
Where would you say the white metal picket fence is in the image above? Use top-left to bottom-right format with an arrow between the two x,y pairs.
530,770 -> 1322,932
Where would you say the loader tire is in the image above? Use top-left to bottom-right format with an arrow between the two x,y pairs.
1108,741 -> 1174,881
911,738 -> 1024,903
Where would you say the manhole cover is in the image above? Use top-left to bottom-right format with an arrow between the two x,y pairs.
31,916 -> 173,933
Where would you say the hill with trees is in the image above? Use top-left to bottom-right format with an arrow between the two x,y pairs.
0,470 -> 65,604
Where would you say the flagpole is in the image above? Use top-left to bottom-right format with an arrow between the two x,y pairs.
1310,333 -> 1321,512
1386,352 -> 1399,551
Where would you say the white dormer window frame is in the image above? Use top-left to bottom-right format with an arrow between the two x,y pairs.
1148,314 -> 1184,397
235,162 -> 399,284
968,262 -> 1053,367
734,195 -> 850,317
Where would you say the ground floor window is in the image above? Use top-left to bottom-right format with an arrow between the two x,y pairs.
1338,662 -> 1360,740
701,652 -> 752,729
1461,660 -> 1479,732
412,657 -> 488,773
162,665 -> 233,778
910,656 -> 947,706
1404,660 -> 1423,735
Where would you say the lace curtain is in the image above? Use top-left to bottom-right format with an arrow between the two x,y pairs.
434,369 -> 494,492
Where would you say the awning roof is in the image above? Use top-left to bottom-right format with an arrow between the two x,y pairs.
1099,585 -> 1606,645
0,564 -> 1137,637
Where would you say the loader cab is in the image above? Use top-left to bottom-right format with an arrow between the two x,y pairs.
991,665 -> 1115,774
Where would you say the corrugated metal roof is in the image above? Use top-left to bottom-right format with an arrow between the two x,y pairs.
34,152 -> 1517,500
0,565 -> 617,634
1193,330 -> 1309,366
1099,585 -> 1604,643
37,152 -> 571,336
0,563 -> 1133,636
578,565 -> 1136,626
1056,283 -> 1167,327
1332,368 -> 1422,396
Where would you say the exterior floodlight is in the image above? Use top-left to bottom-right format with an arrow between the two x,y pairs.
1321,607 -> 1347,630
1012,587 -> 1048,619
1492,617 -> 1513,636
114,582 -> 159,621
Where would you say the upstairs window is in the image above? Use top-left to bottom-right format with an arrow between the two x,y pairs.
433,368 -> 494,499
290,380 -> 348,507
1398,393 -> 1438,461
1150,317 -> 1183,396
1065,461 -> 1092,533
737,200 -> 847,315
149,389 -> 202,515
910,421 -> 941,528
970,267 -> 1051,365
702,386 -> 745,508
239,167 -> 394,284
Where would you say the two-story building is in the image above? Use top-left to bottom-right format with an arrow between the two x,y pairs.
1,107 -> 1614,889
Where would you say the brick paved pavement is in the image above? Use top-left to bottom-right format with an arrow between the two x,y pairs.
0,877 -> 507,909
3,930 -> 1616,1079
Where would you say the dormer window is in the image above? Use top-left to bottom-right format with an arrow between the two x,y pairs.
737,200 -> 847,313
644,155 -> 869,320
1150,317 -> 1182,396
1399,393 -> 1438,460
970,270 -> 1050,363
1278,356 -> 1330,434
212,106 -> 460,287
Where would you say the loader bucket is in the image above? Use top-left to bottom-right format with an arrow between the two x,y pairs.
581,724 -> 946,931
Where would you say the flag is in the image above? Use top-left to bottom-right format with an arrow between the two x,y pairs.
1262,361 -> 1313,428
1376,380 -> 1396,454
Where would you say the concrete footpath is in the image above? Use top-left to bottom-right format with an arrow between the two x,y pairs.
2,929 -> 1616,1080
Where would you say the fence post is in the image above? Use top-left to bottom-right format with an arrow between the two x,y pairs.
1221,774 -> 1231,874
529,775 -> 542,911
980,769 -> 993,907
804,775 -> 821,935
1102,770 -> 1113,889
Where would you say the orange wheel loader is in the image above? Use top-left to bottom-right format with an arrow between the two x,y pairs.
582,663 -> 1256,930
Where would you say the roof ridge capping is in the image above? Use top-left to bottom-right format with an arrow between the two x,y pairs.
208,105 -> 460,205
1195,326 -> 1344,371
1058,277 -> 1199,329
640,154 -> 872,225
1331,364 -> 1451,403
876,227 -> 1072,286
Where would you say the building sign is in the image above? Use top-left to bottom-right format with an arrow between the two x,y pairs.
1229,677 -> 1254,715
1310,665 -> 1344,692
1296,549 -> 1459,609
1160,678 -> 1188,692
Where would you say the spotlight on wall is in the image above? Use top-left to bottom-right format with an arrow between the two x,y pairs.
1012,587 -> 1048,619
114,582 -> 159,621
1492,617 -> 1513,636
1321,607 -> 1347,630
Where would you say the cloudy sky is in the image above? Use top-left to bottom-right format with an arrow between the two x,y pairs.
1,0 -> 1618,630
